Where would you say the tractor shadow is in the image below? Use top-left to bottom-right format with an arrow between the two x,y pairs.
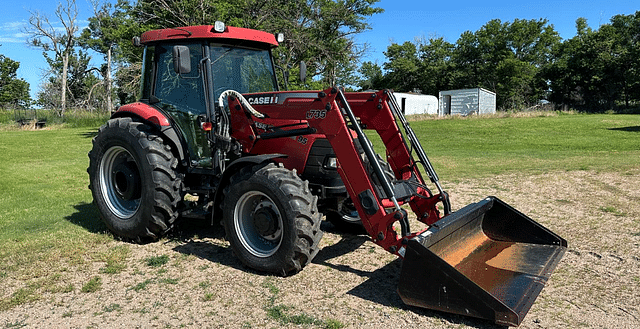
65,202 -> 109,234
608,125 -> 640,132
345,259 -> 505,329
169,217 -> 226,241
171,240 -> 246,271
314,222 -> 506,329
65,207 -> 506,328
79,130 -> 99,139
169,219 -> 252,273
64,202 -> 247,271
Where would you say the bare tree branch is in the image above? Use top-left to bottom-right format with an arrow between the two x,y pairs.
24,0 -> 79,115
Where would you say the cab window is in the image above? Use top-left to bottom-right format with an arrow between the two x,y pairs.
154,43 -> 206,115
210,45 -> 277,99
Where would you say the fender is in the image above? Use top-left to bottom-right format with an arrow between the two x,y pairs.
211,154 -> 287,223
112,102 -> 188,164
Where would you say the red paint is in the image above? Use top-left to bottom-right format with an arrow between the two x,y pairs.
116,103 -> 170,127
225,88 -> 444,257
140,25 -> 278,48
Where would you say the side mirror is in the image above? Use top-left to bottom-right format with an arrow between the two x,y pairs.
172,45 -> 191,74
132,36 -> 141,47
299,61 -> 307,83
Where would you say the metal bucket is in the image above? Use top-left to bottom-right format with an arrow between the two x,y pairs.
397,196 -> 567,326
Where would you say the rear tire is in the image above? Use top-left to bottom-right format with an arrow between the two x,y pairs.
88,118 -> 182,242
325,153 -> 395,234
222,163 -> 322,275
325,199 -> 366,234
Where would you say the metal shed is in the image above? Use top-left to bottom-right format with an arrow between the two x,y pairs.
393,92 -> 439,115
438,88 -> 496,116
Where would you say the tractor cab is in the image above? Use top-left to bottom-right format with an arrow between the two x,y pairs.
134,24 -> 281,168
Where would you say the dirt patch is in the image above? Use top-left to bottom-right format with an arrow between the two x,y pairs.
2,170 -> 639,328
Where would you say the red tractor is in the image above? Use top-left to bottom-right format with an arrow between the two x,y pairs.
88,23 -> 566,326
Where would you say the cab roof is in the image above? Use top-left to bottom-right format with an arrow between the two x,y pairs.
140,25 -> 279,48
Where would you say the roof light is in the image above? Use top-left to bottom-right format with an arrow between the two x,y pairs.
214,21 -> 226,33
276,33 -> 285,43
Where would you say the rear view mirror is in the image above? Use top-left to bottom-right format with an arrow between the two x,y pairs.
172,45 -> 191,75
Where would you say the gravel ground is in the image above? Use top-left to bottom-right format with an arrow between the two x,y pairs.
2,170 -> 639,328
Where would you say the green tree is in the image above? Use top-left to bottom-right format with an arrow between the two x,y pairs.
135,0 -> 244,28
610,12 -> 640,107
357,61 -> 385,90
451,30 -> 483,89
382,42 -> 420,92
382,37 -> 457,95
453,18 -> 559,109
0,53 -> 31,108
381,18 -> 559,109
416,37 -> 456,96
127,0 -> 382,89
79,0 -> 150,110
544,13 -> 640,112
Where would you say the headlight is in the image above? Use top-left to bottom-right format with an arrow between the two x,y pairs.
323,156 -> 338,169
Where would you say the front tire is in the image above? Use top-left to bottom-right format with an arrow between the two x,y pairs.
222,163 -> 323,275
88,118 -> 182,242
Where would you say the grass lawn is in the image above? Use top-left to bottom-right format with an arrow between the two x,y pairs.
373,113 -> 640,180
0,112 -> 639,310
0,127 -> 109,308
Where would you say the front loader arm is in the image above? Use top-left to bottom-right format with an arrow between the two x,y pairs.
228,87 -> 447,256
345,90 -> 448,224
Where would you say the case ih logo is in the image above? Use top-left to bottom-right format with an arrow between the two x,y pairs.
247,95 -> 278,105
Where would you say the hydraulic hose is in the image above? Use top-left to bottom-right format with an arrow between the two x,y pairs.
217,90 -> 265,119
214,90 -> 266,173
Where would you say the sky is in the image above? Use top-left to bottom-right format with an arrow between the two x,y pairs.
0,0 -> 638,99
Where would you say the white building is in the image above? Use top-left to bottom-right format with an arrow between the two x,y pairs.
438,88 -> 496,116
393,92 -> 439,115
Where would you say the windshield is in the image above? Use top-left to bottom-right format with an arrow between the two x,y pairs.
210,45 -> 278,100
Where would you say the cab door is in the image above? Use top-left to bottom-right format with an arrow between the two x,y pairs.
152,43 -> 211,165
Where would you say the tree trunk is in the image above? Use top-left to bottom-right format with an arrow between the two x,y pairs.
61,52 -> 69,116
106,45 -> 113,112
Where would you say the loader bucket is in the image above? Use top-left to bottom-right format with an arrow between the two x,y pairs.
397,196 -> 567,326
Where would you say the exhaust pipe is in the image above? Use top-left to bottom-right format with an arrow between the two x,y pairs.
397,196 -> 567,326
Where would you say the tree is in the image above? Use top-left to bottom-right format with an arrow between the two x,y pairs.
544,13 -> 640,112
25,0 -> 79,115
610,12 -> 640,107
129,0 -> 382,89
451,30 -> 483,89
452,18 -> 559,109
380,18 -> 560,109
80,0 -> 149,111
291,0 -> 383,87
382,41 -> 420,92
37,49 -> 101,110
416,37 -> 456,96
0,53 -> 31,108
135,0 -> 243,28
357,61 -> 385,90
